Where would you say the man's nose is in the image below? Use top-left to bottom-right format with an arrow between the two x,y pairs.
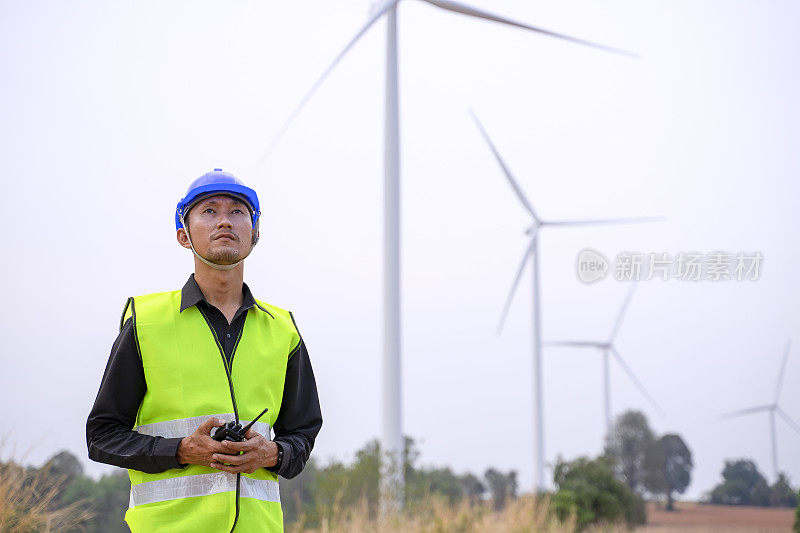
217,214 -> 233,229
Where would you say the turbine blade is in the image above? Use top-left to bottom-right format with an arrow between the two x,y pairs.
544,216 -> 665,227
418,0 -> 638,57
609,284 -> 637,343
719,405 -> 773,419
258,1 -> 392,163
469,109 -> 538,221
776,407 -> 800,436
610,346 -> 664,416
774,340 -> 792,404
497,235 -> 536,335
543,341 -> 602,348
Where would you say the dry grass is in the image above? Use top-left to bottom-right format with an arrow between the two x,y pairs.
286,494 -> 635,533
286,496 -> 798,533
0,450 -> 93,533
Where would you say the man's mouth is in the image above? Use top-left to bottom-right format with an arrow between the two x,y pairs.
214,233 -> 237,241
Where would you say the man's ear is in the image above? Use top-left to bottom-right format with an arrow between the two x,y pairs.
251,219 -> 260,246
177,228 -> 192,249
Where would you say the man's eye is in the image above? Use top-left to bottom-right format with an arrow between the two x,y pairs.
233,209 -> 244,214
204,208 -> 214,213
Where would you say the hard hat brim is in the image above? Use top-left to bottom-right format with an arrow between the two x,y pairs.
176,183 -> 260,230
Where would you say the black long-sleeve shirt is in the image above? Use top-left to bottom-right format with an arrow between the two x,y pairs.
86,275 -> 322,479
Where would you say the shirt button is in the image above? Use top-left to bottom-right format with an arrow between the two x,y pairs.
226,333 -> 231,339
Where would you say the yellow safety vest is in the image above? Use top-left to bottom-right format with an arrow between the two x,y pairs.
120,289 -> 300,532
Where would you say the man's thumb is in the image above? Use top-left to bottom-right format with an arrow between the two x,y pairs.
199,416 -> 226,433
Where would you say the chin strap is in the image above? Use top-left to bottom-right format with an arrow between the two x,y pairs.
181,214 -> 243,271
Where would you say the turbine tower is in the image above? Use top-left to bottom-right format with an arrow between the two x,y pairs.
471,111 -> 659,491
721,340 -> 800,480
263,1 -> 634,505
543,284 -> 664,435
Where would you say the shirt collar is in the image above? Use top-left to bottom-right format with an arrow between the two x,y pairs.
179,273 -> 257,314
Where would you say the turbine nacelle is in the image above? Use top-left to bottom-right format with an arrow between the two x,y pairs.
524,223 -> 540,236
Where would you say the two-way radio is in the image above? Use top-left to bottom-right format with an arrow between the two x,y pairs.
211,407 -> 269,442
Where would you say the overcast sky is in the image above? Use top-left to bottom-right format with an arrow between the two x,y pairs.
1,0 -> 798,500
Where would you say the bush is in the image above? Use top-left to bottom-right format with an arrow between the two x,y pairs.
794,489 -> 800,532
709,460 -> 797,508
769,474 -> 798,508
550,455 -> 645,531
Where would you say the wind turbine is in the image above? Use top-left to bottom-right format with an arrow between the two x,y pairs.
471,111 -> 659,491
542,284 -> 664,435
720,340 -> 800,480
263,1 -> 635,505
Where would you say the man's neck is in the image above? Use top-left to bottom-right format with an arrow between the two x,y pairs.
192,259 -> 245,312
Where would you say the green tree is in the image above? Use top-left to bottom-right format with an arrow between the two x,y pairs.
550,455 -> 646,531
644,434 -> 692,510
794,488 -> 800,532
484,468 -> 517,511
30,451 -> 132,532
709,459 -> 770,506
279,457 -> 319,524
40,450 -> 86,511
769,473 -> 798,508
61,470 -> 130,533
604,410 -> 654,494
283,436 -> 466,526
460,473 -> 485,506
408,466 -> 464,505
279,441 -> 381,528
45,450 -> 84,482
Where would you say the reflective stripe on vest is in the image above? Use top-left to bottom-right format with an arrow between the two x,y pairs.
134,414 -> 271,441
130,473 -> 280,507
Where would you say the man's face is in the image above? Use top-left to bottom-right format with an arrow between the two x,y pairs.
177,194 -> 255,265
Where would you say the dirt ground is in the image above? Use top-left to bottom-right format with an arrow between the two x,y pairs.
637,501 -> 795,532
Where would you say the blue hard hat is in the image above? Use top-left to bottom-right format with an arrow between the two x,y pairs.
175,169 -> 261,231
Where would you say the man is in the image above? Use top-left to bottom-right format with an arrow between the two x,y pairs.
87,169 -> 322,532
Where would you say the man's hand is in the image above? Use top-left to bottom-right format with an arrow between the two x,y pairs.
209,428 -> 279,474
176,417 -> 230,467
